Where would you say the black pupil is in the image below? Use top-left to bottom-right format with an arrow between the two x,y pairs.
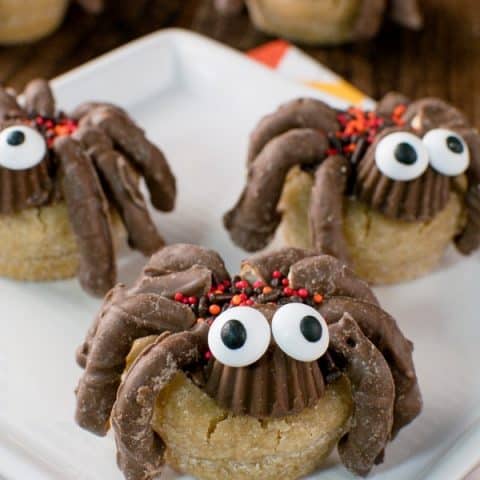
446,136 -> 464,154
300,315 -> 323,343
6,130 -> 25,146
394,142 -> 418,165
221,319 -> 247,350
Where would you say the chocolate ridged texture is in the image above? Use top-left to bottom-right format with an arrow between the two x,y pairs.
0,115 -> 55,214
0,157 -> 54,214
203,304 -> 325,418
356,132 -> 450,222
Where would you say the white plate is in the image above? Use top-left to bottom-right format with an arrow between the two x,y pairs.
0,29 -> 479,480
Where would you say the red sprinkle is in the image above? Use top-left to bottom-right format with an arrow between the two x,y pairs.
272,270 -> 282,279
174,292 -> 184,302
235,280 -> 249,289
281,278 -> 290,286
283,287 -> 294,296
188,296 -> 198,305
326,148 -> 339,156
204,351 -> 212,360
298,288 -> 309,298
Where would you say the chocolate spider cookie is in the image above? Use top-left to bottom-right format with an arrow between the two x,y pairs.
215,0 -> 422,46
0,79 -> 175,296
75,244 -> 422,480
224,94 -> 480,284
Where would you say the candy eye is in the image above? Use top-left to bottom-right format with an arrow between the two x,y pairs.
375,132 -> 429,181
423,128 -> 470,176
272,303 -> 329,362
0,125 -> 47,170
208,306 -> 271,367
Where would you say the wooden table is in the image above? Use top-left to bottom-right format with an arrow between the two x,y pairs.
0,0 -> 479,126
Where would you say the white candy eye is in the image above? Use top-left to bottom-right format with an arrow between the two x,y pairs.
375,132 -> 429,181
0,125 -> 47,170
272,303 -> 329,362
423,128 -> 470,176
208,306 -> 271,367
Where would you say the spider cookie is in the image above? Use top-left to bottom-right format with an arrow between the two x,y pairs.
0,79 -> 175,296
224,94 -> 480,284
75,244 -> 422,480
215,0 -> 422,45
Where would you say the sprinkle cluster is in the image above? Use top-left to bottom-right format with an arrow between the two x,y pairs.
32,114 -> 78,148
172,270 -> 324,323
326,105 -> 407,164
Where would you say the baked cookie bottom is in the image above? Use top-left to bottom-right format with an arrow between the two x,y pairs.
0,202 -> 124,282
151,372 -> 351,480
280,168 -> 466,285
246,0 -> 362,45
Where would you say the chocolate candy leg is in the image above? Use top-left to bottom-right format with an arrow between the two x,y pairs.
74,125 -> 165,256
329,314 -> 395,477
320,297 -> 422,436
23,79 -> 55,118
224,129 -> 328,251
113,324 -> 209,480
76,292 -> 197,435
455,128 -> 480,254
77,104 -> 176,211
141,243 -> 230,284
54,135 -> 116,297
289,255 -> 379,305
309,155 -> 351,262
247,98 -> 339,165
0,85 -> 25,120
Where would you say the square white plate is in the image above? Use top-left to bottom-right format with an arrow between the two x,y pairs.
0,29 -> 479,480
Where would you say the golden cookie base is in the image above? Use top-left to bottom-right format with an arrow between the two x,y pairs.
152,373 -> 352,480
280,168 -> 466,285
246,0 -> 362,45
0,202 -> 124,283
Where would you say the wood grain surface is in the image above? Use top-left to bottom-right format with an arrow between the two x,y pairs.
0,0 -> 479,126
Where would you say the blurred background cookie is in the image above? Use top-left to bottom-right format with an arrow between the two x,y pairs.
0,0 -> 102,44
214,0 -> 423,45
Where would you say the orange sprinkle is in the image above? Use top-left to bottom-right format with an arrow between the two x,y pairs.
343,143 -> 356,153
232,295 -> 242,306
313,293 -> 324,304
393,104 -> 407,117
54,125 -> 70,136
209,304 -> 221,316
262,286 -> 273,294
